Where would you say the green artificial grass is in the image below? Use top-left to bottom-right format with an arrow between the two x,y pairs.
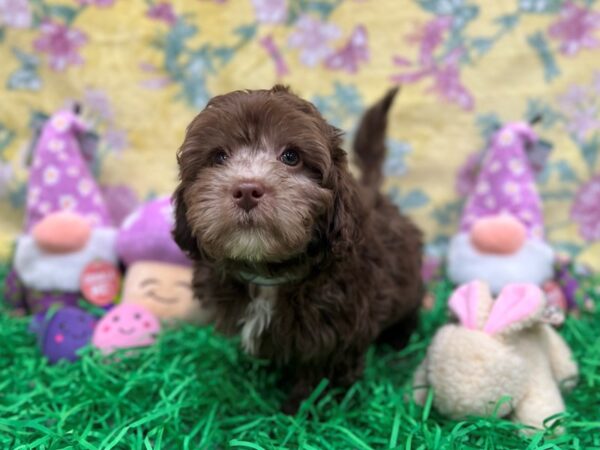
1,263 -> 599,450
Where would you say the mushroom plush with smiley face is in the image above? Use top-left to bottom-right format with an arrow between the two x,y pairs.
92,303 -> 161,354
115,196 -> 215,325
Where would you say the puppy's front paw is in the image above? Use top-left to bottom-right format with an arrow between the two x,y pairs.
280,381 -> 313,415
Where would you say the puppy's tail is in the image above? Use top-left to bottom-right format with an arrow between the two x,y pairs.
353,86 -> 399,191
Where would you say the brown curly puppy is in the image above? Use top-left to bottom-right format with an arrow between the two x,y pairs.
173,85 -> 423,414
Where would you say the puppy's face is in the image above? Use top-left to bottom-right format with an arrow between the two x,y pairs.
174,87 -> 343,263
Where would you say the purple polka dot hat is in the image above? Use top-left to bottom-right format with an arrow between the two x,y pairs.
25,109 -> 113,231
460,122 -> 545,239
116,196 -> 192,267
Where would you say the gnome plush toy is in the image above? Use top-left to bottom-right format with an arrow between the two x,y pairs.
447,122 -> 555,294
116,196 -> 215,325
4,108 -> 119,314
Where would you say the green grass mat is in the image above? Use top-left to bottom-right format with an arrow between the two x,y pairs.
1,263 -> 599,449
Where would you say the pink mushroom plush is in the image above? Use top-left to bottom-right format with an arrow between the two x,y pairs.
92,304 -> 161,354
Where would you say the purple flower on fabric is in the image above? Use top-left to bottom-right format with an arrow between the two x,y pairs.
101,184 -> 140,226
138,62 -> 173,89
429,49 -> 474,110
325,25 -> 369,73
0,162 -> 14,197
84,89 -> 114,122
571,175 -> 600,241
103,128 -> 128,153
0,0 -> 31,28
288,14 -> 341,67
33,19 -> 88,71
408,16 -> 453,66
252,0 -> 287,24
548,1 -> 600,56
77,0 -> 116,6
391,18 -> 474,111
557,83 -> 600,142
260,35 -> 289,77
146,2 -> 177,26
455,152 -> 481,196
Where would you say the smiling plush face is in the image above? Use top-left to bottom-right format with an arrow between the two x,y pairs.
42,307 -> 96,363
120,261 -> 215,325
92,304 -> 161,354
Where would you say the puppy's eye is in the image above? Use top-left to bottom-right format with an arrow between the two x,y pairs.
280,148 -> 300,166
212,149 -> 229,165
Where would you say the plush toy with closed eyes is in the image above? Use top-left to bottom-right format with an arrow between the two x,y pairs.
116,196 -> 215,325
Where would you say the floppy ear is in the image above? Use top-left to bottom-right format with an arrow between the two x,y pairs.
483,283 -> 545,335
323,144 -> 366,259
171,184 -> 201,261
448,280 -> 493,330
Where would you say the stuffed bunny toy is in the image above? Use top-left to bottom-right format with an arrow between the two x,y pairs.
413,280 -> 578,431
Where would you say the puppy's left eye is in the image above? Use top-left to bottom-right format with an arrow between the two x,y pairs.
212,149 -> 229,165
280,148 -> 300,166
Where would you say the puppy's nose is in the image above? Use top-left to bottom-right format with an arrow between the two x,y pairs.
232,182 -> 265,212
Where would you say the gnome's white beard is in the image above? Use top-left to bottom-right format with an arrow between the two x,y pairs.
447,233 -> 555,294
14,227 -> 118,292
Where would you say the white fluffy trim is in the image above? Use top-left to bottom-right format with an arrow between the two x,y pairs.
14,227 -> 118,292
447,233 -> 554,294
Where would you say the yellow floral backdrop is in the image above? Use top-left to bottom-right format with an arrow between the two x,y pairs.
1,0 -> 599,269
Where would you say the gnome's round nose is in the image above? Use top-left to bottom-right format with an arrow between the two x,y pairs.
469,214 -> 526,255
32,211 -> 92,253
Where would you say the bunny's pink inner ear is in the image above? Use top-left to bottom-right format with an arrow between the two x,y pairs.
448,281 -> 483,329
483,283 -> 544,335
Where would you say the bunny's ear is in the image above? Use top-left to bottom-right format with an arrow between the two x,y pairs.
483,283 -> 545,335
448,280 -> 493,330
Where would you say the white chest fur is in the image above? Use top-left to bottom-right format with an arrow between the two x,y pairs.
239,285 -> 278,356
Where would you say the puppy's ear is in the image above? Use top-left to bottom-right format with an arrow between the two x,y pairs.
172,184 -> 201,260
324,147 -> 365,258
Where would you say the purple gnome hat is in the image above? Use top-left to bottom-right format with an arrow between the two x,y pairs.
116,196 -> 191,267
25,109 -> 113,231
460,122 -> 545,240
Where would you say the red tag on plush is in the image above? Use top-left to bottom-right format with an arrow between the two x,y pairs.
541,281 -> 567,326
80,261 -> 120,306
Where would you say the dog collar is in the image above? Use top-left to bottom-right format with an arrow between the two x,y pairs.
236,270 -> 304,286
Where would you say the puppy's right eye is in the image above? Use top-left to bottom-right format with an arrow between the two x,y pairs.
212,149 -> 229,165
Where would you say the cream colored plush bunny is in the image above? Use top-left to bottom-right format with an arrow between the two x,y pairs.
413,280 -> 578,431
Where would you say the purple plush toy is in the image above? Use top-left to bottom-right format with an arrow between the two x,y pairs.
4,108 -> 119,314
116,196 -> 215,325
447,122 -> 555,294
31,306 -> 96,364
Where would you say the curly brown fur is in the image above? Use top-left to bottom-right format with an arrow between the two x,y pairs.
173,85 -> 424,414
